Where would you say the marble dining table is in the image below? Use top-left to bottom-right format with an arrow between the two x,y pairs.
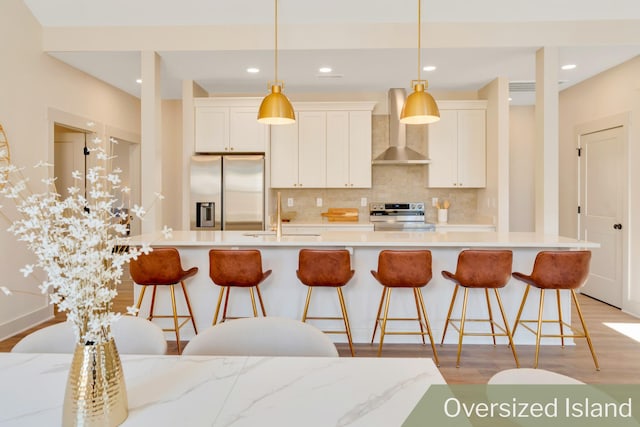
0,352 -> 445,427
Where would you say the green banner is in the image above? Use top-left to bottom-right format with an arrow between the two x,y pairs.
403,385 -> 640,427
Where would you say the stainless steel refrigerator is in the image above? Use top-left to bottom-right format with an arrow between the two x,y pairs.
190,155 -> 265,231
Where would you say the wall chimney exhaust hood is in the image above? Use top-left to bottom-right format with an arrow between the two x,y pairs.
372,88 -> 430,165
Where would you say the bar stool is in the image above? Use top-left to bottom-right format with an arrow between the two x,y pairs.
440,250 -> 519,368
296,249 -> 355,356
129,247 -> 198,354
209,249 -> 271,325
370,250 -> 439,364
511,250 -> 599,370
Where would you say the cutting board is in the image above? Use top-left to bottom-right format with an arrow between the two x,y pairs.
321,208 -> 359,222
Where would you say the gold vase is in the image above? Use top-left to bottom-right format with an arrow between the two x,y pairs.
62,337 -> 128,427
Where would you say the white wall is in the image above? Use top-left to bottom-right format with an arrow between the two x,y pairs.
509,106 -> 535,232
559,56 -> 640,316
0,0 -> 141,340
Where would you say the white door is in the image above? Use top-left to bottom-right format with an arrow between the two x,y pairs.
54,127 -> 86,199
579,126 -> 624,308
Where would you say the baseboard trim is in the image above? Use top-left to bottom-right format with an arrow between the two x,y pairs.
0,306 -> 54,341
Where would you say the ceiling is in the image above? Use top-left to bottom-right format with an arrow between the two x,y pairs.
23,0 -> 640,105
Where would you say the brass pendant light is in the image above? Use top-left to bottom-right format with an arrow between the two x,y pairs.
400,0 -> 440,124
257,0 -> 295,124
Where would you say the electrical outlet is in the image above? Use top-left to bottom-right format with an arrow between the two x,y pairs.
287,198 -> 294,207
316,197 -> 323,207
432,197 -> 439,207
361,197 -> 368,207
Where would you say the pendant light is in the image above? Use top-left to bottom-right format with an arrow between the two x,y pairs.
400,0 -> 440,124
257,0 -> 295,124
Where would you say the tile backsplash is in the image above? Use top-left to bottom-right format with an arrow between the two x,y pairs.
270,115 -> 482,224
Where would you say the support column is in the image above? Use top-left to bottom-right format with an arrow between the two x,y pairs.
141,51 -> 162,233
534,47 -> 559,235
181,80 -> 208,230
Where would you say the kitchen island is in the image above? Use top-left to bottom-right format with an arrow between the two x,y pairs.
129,230 -> 598,345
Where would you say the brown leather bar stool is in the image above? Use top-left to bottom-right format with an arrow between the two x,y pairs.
370,250 -> 439,364
209,249 -> 271,325
296,249 -> 356,357
130,247 -> 198,354
440,250 -> 519,368
512,250 -> 599,370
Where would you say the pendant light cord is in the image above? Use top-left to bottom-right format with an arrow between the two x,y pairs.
274,0 -> 279,83
417,0 -> 421,82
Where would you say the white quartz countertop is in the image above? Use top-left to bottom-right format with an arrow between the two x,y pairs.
130,230 -> 598,249
0,353 -> 444,427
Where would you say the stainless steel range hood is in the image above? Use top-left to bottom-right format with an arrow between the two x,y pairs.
372,88 -> 430,165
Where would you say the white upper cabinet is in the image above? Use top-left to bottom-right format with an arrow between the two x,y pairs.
298,111 -> 327,187
194,98 -> 267,153
326,111 -> 372,188
270,102 -> 375,189
427,101 -> 487,188
269,115 -> 299,188
270,102 -> 374,188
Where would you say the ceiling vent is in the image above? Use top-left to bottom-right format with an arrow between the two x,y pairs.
509,80 -> 569,92
316,74 -> 344,79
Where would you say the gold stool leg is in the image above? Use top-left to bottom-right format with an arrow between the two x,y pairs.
440,285 -> 459,345
494,289 -> 520,368
416,288 -> 440,367
337,288 -> 355,357
169,284 -> 182,354
571,290 -> 600,370
134,285 -> 147,316
456,288 -> 470,368
149,286 -> 158,321
222,287 -> 231,322
512,284 -> 531,337
485,288 -> 497,346
255,285 -> 267,316
377,288 -> 392,357
534,289 -> 546,369
212,286 -> 225,326
249,287 -> 259,317
413,289 -> 426,345
371,287 -> 388,343
301,287 -> 313,322
556,289 -> 565,347
181,281 -> 198,334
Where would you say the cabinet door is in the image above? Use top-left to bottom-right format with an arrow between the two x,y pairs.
427,110 -> 458,187
195,107 -> 229,153
298,112 -> 326,188
457,109 -> 486,188
348,111 -> 372,188
326,111 -> 350,188
270,119 -> 299,188
229,108 -> 267,152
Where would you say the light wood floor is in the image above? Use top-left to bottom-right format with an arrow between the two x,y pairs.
2,281 -> 639,384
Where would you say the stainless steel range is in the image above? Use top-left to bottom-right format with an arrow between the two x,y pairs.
369,202 -> 436,232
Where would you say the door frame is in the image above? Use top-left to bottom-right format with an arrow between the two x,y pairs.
576,112 -> 629,309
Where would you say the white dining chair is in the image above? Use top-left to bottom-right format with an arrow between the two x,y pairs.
182,316 -> 339,357
488,368 -> 584,384
11,315 -> 168,355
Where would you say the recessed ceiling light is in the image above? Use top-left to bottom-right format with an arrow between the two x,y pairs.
319,67 -> 332,73
561,64 -> 577,70
508,97 -> 513,101
135,78 -> 142,84
247,67 -> 260,74
422,65 -> 437,72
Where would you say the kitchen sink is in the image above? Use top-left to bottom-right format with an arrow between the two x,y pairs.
242,232 -> 320,237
